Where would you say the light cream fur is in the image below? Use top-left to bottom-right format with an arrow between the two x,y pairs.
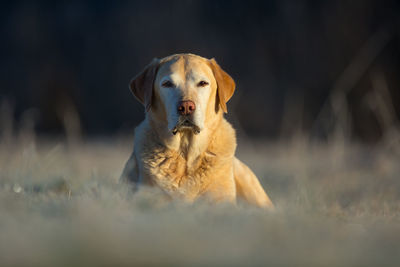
122,53 -> 274,208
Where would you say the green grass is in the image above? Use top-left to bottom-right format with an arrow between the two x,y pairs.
0,137 -> 400,266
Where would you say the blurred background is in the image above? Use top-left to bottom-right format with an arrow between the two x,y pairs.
1,0 -> 399,143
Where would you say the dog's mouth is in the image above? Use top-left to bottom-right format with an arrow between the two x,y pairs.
172,118 -> 201,135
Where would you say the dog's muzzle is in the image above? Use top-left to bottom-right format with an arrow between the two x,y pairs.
172,117 -> 201,135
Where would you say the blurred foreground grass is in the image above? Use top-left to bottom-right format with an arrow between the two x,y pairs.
0,137 -> 400,266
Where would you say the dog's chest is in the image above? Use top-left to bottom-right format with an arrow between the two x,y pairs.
141,147 -> 216,200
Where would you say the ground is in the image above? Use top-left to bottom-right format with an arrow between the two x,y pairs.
0,136 -> 399,266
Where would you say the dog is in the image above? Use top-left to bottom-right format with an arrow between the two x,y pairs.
121,53 -> 273,208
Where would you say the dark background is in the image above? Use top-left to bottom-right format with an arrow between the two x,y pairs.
1,0 -> 399,142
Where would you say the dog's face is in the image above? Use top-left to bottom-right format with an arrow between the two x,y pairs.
155,56 -> 215,134
130,54 -> 235,135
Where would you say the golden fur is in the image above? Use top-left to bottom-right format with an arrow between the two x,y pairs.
122,54 -> 273,208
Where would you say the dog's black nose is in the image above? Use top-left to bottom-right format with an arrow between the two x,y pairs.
177,100 -> 196,115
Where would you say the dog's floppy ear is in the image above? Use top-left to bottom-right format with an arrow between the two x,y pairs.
209,58 -> 235,113
129,58 -> 160,112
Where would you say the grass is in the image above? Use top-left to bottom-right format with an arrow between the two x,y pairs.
0,136 -> 400,266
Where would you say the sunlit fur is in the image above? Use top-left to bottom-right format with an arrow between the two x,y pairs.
122,54 -> 274,207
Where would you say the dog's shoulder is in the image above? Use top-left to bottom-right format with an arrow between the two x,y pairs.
208,118 -> 237,159
133,119 -> 159,154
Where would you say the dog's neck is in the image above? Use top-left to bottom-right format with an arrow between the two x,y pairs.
146,112 -> 222,168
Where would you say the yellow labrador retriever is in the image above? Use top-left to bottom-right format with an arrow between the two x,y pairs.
121,53 -> 273,208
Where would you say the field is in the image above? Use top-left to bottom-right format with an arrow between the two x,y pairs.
1,135 -> 400,266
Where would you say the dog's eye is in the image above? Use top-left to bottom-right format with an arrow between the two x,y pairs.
197,81 -> 209,87
162,80 -> 174,88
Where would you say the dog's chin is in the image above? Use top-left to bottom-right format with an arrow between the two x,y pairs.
172,119 -> 201,135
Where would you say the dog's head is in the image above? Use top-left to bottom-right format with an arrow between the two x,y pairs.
129,54 -> 235,135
